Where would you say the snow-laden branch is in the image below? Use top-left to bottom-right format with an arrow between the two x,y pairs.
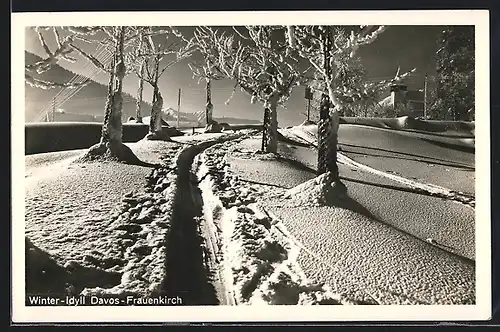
26,26 -> 90,87
347,25 -> 387,57
232,26 -> 250,40
286,25 -> 394,111
131,26 -> 194,89
62,26 -> 102,36
25,74 -> 90,90
36,29 -> 53,57
70,42 -> 111,74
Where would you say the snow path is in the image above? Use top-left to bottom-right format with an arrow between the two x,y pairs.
196,140 -> 346,305
278,127 -> 475,209
162,131 -> 257,305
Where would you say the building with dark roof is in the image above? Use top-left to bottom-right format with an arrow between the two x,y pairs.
379,71 -> 425,118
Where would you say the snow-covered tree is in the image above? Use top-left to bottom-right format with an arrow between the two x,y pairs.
134,27 -> 193,140
197,26 -> 309,152
25,27 -> 98,90
287,25 -> 404,191
309,63 -> 415,118
434,26 -> 475,121
189,27 -> 228,128
67,26 -> 170,161
134,56 -> 146,123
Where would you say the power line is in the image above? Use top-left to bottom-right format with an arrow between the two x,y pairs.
33,35 -> 140,122
35,47 -> 114,121
34,43 -> 109,121
45,48 -> 111,114
40,37 -> 144,121
32,47 -> 111,122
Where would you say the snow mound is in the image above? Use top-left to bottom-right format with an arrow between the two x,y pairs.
284,173 -> 347,207
284,173 -> 331,206
278,127 -> 317,147
396,115 -> 410,128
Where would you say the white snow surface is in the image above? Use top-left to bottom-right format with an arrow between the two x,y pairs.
279,125 -> 475,208
221,135 -> 475,305
25,140 -> 185,297
196,139 -> 345,305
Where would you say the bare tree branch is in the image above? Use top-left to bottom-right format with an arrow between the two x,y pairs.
36,29 -> 53,57
69,42 -> 111,74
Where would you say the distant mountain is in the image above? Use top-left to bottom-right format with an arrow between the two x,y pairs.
24,51 -> 261,126
25,51 -> 151,123
158,108 -> 261,126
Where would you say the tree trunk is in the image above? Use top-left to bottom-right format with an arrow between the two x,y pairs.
83,27 -> 142,164
135,61 -> 145,123
317,93 -> 339,181
100,62 -> 116,142
317,25 -> 341,184
144,55 -> 170,141
261,107 -> 270,151
101,27 -> 125,146
149,86 -> 163,134
263,93 -> 279,153
205,79 -> 213,125
144,85 -> 169,141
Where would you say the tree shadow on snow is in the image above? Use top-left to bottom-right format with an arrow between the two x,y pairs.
339,143 -> 473,167
418,137 -> 475,154
25,237 -> 122,302
323,194 -> 475,266
239,178 -> 291,189
341,149 -> 475,171
276,155 -> 317,174
340,176 -> 474,199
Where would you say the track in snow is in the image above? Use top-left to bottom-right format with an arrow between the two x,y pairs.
161,134 -> 249,305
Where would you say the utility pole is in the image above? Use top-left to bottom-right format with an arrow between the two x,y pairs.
177,88 -> 181,128
424,73 -> 428,119
51,97 -> 56,122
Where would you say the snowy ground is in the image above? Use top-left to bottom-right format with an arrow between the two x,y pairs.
24,123 -> 476,306
276,126 -> 476,259
214,132 -> 475,305
25,131 -> 255,303
25,140 -> 183,298
280,124 -> 475,195
195,139 -> 345,305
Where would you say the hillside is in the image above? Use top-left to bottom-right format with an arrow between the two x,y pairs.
25,51 -> 164,123
24,52 -> 260,126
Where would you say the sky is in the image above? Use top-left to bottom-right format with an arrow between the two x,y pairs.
25,25 -> 442,127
